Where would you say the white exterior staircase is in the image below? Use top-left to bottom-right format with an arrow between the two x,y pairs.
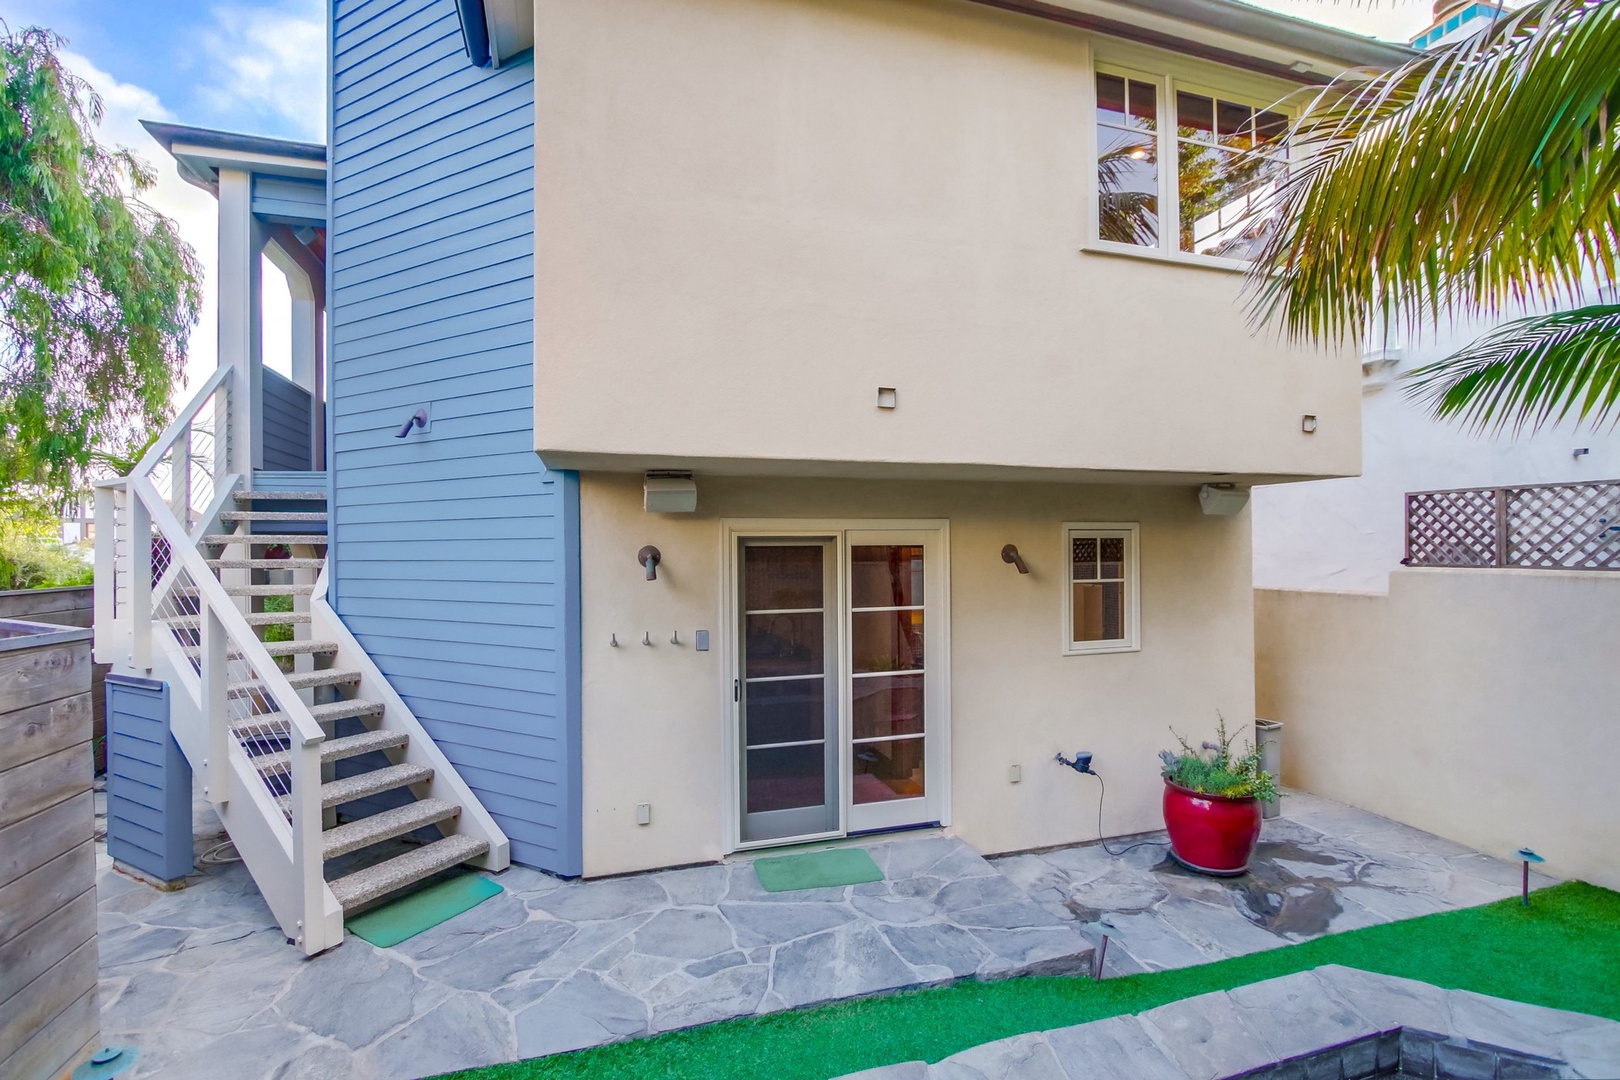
95,368 -> 509,954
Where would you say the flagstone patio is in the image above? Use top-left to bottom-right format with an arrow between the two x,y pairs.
91,789 -> 1555,1079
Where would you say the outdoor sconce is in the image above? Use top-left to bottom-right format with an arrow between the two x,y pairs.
638,546 -> 661,581
1001,544 -> 1029,574
394,408 -> 429,439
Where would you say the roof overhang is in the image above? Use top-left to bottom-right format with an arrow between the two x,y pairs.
968,0 -> 1414,82
457,0 -> 533,68
141,120 -> 326,196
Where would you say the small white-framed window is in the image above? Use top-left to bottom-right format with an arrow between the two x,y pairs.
1092,66 -> 1291,266
1063,523 -> 1139,655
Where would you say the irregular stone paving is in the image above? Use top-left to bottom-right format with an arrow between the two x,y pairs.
835,966 -> 1620,1079
993,790 -> 1558,977
95,805 -> 1091,1080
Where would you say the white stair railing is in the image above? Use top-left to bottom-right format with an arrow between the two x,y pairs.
94,368 -> 343,955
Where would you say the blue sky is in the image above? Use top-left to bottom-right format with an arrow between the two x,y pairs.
0,0 -> 1431,382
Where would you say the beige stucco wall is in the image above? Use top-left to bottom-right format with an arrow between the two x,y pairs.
1256,571 -> 1620,892
579,473 -> 1256,876
533,0 -> 1361,483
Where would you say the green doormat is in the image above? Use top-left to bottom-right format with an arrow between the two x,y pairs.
754,848 -> 883,892
347,874 -> 503,947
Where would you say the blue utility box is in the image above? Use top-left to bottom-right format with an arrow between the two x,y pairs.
106,675 -> 193,885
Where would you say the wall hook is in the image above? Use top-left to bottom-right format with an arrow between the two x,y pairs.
394,408 -> 429,439
643,632 -> 653,646
671,630 -> 681,645
638,545 -> 661,581
1001,544 -> 1029,574
610,633 -> 619,647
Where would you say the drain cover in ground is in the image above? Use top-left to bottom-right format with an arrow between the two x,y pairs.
754,848 -> 883,892
347,874 -> 503,947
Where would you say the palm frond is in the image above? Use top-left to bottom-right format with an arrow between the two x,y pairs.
1403,304 -> 1620,433
1247,0 -> 1620,344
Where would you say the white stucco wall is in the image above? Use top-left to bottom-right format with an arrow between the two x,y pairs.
577,473 -> 1256,877
1256,570 -> 1620,892
533,0 -> 1361,484
1253,318 -> 1620,593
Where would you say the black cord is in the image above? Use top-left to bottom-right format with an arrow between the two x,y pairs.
1090,772 -> 1168,857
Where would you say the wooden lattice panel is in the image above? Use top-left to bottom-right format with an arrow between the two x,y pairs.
1505,483 -> 1620,570
1405,480 -> 1620,571
1406,488 -> 1498,567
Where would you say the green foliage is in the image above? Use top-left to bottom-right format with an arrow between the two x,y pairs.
0,24 -> 201,500
1247,0 -> 1620,434
261,592 -> 294,643
1158,713 -> 1277,802
0,519 -> 90,590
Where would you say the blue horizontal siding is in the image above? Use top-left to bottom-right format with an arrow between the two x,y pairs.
253,176 -> 327,226
329,0 -> 581,876
262,369 -> 313,472
106,678 -> 193,883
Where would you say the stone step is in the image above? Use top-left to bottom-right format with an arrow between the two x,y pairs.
223,584 -> 316,597
164,611 -> 311,629
181,638 -> 341,660
277,761 -> 433,814
322,798 -> 461,861
328,834 -> 489,913
234,490 -> 327,501
207,558 -> 326,571
228,698 -> 383,737
253,729 -> 410,778
219,510 -> 327,522
228,668 -> 362,695
202,533 -> 328,546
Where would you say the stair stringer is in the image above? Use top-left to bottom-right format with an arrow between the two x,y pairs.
148,621 -> 345,950
308,567 -> 511,872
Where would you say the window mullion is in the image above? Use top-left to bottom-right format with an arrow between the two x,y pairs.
1160,76 -> 1176,257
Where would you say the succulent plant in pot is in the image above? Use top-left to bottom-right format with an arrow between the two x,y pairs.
1159,714 -> 1276,876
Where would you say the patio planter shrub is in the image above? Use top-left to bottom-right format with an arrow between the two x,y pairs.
1159,715 -> 1276,875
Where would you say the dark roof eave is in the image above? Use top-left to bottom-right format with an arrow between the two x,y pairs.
140,120 -> 326,164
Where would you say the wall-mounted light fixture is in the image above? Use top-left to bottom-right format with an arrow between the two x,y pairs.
394,407 -> 430,439
876,387 -> 898,410
644,472 -> 697,513
1001,544 -> 1029,574
1199,483 -> 1250,516
638,545 -> 661,581
1574,447 -> 1591,460
1300,414 -> 1319,434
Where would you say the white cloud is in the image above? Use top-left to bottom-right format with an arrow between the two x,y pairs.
195,0 -> 326,142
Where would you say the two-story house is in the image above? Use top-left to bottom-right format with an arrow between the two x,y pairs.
98,0 -> 1408,953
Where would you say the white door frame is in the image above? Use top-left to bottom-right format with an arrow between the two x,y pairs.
720,518 -> 951,854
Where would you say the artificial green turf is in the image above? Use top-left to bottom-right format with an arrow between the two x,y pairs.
444,881 -> 1620,1080
753,848 -> 884,893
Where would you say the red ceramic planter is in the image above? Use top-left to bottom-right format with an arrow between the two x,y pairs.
1162,778 -> 1262,876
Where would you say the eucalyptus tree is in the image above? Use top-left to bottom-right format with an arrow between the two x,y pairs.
1249,0 -> 1620,435
0,25 -> 200,507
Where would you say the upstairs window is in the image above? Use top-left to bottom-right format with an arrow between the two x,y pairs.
1094,68 -> 1290,265
1065,524 -> 1139,655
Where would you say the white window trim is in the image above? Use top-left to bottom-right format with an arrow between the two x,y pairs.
1083,63 -> 1293,273
1062,522 -> 1141,657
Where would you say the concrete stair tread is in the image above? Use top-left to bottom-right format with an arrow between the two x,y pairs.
219,510 -> 327,522
222,583 -> 318,597
202,533 -> 328,546
329,834 -> 489,912
181,638 -> 339,659
234,491 -> 327,501
322,798 -> 461,861
207,558 -> 326,570
228,698 -> 383,737
228,668 -> 363,694
275,761 -> 433,813
164,611 -> 311,628
253,729 -> 410,778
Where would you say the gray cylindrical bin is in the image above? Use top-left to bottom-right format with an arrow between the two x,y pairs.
1255,719 -> 1283,820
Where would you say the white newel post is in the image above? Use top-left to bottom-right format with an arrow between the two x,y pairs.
201,605 -> 231,807
291,738 -> 326,954
93,482 -> 117,662
128,494 -> 153,671
171,421 -> 193,529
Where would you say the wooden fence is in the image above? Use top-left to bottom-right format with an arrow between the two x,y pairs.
1405,480 -> 1620,570
0,587 -> 107,771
